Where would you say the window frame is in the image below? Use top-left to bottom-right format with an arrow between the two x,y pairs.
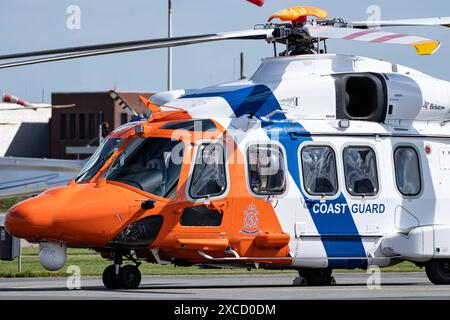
186,139 -> 230,203
393,145 -> 423,197
342,145 -> 380,198
299,143 -> 340,199
245,141 -> 289,198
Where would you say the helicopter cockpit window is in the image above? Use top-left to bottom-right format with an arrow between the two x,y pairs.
76,137 -> 125,183
343,146 -> 379,197
105,137 -> 184,198
247,144 -> 286,196
301,146 -> 338,196
189,143 -> 227,199
394,146 -> 422,196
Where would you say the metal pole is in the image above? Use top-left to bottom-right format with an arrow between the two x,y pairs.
18,240 -> 21,273
167,0 -> 173,91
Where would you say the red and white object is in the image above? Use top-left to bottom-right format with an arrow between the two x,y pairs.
1,93 -> 75,111
2,93 -> 34,108
246,0 -> 265,7
305,25 -> 441,55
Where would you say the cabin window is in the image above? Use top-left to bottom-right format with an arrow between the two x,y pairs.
189,143 -> 227,199
88,113 -> 96,139
394,147 -> 422,196
301,146 -> 338,196
69,114 -> 76,140
180,205 -> 223,227
79,114 -> 86,140
247,143 -> 286,196
60,114 -> 67,140
120,113 -> 128,125
343,146 -> 379,196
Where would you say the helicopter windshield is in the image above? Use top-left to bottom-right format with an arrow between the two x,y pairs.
76,137 -> 125,183
104,137 -> 184,198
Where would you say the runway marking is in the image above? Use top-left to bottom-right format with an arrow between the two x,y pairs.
10,285 -> 60,289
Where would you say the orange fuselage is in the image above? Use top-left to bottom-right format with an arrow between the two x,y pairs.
5,116 -> 291,266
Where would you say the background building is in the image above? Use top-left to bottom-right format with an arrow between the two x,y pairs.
51,91 -> 152,159
0,105 -> 51,158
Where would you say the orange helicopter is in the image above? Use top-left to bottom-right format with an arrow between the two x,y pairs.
4,5 -> 450,289
5,98 -> 293,289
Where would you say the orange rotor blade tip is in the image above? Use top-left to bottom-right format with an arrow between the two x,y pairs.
268,6 -> 328,23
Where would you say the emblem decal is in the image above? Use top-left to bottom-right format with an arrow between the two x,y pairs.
240,203 -> 260,234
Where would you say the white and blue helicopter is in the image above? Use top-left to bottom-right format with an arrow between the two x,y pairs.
3,6 -> 450,289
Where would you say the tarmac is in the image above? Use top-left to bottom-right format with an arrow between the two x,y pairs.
0,272 -> 449,300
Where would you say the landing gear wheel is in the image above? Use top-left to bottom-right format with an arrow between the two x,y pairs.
119,265 -> 142,289
425,259 -> 450,285
298,268 -> 334,286
102,265 -> 120,289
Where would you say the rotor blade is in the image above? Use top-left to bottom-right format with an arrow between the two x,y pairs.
351,17 -> 450,29
40,104 -> 76,109
0,35 -> 214,61
0,29 -> 273,69
306,25 -> 441,55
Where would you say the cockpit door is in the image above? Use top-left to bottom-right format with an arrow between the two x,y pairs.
177,140 -> 230,234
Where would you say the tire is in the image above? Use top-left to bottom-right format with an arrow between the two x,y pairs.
298,268 -> 333,286
102,265 -> 120,289
425,259 -> 450,285
119,265 -> 142,289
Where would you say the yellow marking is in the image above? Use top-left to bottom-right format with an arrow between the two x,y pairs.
11,285 -> 58,289
412,40 -> 441,55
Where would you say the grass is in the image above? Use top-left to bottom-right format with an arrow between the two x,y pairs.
0,197 -> 28,212
0,247 -> 424,278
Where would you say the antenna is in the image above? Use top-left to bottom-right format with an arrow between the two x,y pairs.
108,90 -> 138,117
240,52 -> 246,80
167,0 -> 173,91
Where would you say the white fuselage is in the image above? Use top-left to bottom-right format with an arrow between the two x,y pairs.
153,53 -> 450,268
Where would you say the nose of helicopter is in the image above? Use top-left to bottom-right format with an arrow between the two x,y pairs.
5,183 -> 132,245
5,190 -> 64,239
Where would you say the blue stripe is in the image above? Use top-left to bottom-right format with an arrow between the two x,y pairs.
186,84 -> 367,268
268,123 -> 367,269
182,85 -> 285,120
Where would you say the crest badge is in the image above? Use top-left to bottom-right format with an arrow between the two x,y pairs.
240,203 -> 260,234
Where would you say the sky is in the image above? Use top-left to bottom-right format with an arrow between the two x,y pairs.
0,0 -> 449,102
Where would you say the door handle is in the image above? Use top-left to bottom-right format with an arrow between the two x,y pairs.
141,199 -> 156,210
